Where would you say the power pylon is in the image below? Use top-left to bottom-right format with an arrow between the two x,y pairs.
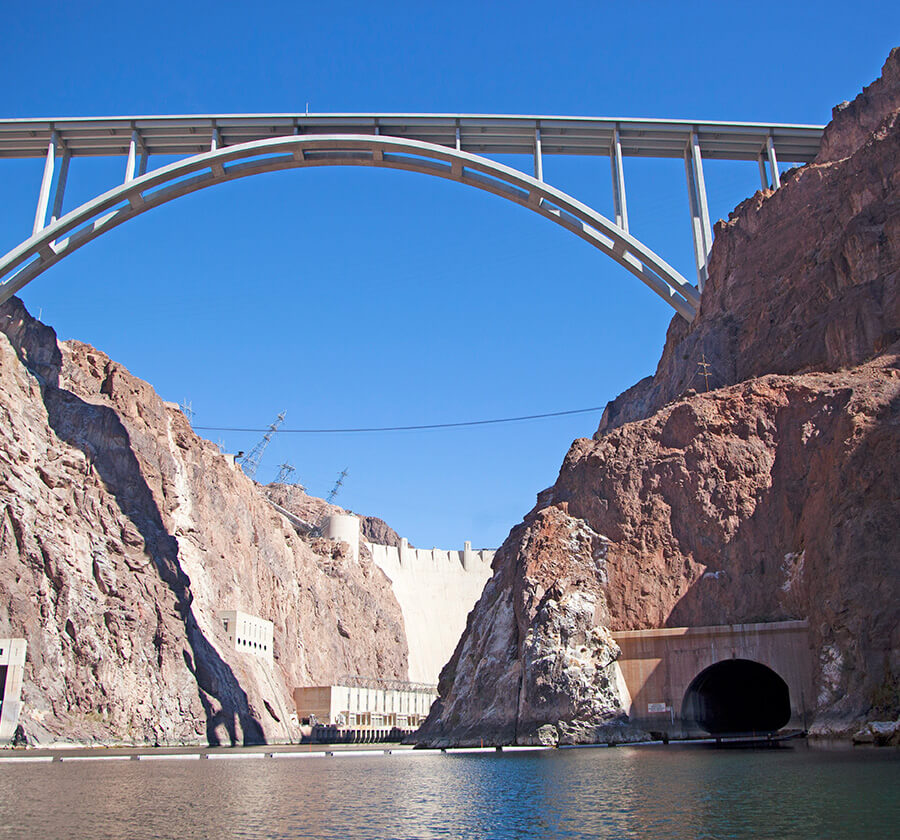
327,468 -> 349,504
274,462 -> 296,484
240,411 -> 286,479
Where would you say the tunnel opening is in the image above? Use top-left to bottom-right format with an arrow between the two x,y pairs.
681,658 -> 791,735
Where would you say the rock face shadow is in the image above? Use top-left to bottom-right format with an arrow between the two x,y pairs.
43,383 -> 265,745
1,299 -> 265,745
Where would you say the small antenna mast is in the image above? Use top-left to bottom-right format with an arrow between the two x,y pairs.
697,354 -> 713,393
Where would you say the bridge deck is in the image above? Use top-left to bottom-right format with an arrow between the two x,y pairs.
0,113 -> 824,162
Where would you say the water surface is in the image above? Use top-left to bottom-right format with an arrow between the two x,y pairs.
0,743 -> 896,839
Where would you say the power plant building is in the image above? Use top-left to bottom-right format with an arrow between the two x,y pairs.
293,680 -> 436,732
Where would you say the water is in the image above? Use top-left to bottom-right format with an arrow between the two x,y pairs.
0,744 -> 897,839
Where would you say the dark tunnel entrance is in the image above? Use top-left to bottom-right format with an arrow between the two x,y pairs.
681,659 -> 791,735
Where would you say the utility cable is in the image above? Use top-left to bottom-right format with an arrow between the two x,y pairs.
193,406 -> 604,434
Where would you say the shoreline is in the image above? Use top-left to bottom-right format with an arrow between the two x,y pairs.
0,734 -> 887,764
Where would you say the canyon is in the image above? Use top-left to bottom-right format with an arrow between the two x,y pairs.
0,50 -> 897,750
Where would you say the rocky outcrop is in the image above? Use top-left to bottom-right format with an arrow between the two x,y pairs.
0,298 -> 408,746
421,506 -> 643,747
418,50 -> 900,745
817,46 -> 900,165
851,719 -> 900,746
358,515 -> 404,548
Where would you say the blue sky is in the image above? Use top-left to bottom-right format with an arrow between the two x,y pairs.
1,2 -> 897,548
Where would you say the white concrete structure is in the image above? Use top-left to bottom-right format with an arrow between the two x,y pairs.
0,113 -> 825,322
0,639 -> 27,743
218,610 -> 274,666
324,513 -> 361,563
293,680 -> 436,731
368,538 -> 495,685
320,514 -> 494,683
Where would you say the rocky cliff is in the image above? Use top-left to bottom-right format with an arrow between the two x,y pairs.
0,299 -> 408,746
418,49 -> 900,746
596,47 -> 900,437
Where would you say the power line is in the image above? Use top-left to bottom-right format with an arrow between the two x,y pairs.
194,406 -> 605,435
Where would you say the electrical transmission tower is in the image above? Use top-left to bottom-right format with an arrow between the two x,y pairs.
327,468 -> 349,504
240,411 -> 286,479
274,462 -> 296,484
180,399 -> 194,425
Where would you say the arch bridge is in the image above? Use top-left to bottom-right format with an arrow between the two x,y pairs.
0,113 -> 824,320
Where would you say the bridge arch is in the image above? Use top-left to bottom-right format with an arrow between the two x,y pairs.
681,658 -> 791,735
0,134 -> 699,320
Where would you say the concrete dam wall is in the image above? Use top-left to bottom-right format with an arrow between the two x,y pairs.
367,539 -> 495,685
320,514 -> 495,685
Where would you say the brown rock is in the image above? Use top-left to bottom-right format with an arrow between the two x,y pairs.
817,47 -> 900,164
596,48 -> 900,437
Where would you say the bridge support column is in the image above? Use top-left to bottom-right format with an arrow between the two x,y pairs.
610,124 -> 629,232
758,152 -> 770,190
684,130 -> 713,292
533,128 -> 543,181
766,135 -> 781,189
124,130 -> 139,183
49,148 -> 70,226
32,133 -> 58,236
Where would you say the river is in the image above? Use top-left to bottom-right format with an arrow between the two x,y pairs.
0,742 -> 896,839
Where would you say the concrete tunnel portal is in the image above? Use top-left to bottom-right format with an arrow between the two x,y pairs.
681,658 -> 792,735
